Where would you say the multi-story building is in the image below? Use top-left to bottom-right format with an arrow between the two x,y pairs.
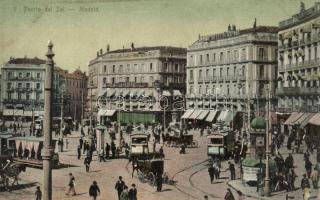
185,25 -> 278,124
1,57 -> 47,119
65,69 -> 88,121
88,44 -> 186,125
276,2 -> 320,113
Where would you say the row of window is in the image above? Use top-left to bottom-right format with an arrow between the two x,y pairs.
189,84 -> 245,96
189,47 -> 270,66
65,79 -> 86,88
7,82 -> 41,89
7,92 -> 41,101
189,66 -> 246,79
7,71 -> 42,79
279,45 -> 318,66
103,62 -> 183,74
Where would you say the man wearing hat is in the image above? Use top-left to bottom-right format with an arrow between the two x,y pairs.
128,183 -> 137,200
115,176 -> 126,200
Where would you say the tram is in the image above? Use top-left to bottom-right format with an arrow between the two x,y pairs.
207,129 -> 235,159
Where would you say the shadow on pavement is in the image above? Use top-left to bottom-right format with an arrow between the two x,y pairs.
9,182 -> 38,191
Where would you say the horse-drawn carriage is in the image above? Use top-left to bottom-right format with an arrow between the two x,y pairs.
164,123 -> 198,148
130,133 -> 164,186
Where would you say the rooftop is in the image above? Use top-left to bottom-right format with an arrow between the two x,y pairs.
196,26 -> 278,43
7,57 -> 46,65
279,2 -> 320,29
106,46 -> 187,54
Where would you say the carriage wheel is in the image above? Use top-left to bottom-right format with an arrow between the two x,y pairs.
147,172 -> 155,186
137,171 -> 145,183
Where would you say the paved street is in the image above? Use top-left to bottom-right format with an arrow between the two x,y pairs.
0,124 -> 320,200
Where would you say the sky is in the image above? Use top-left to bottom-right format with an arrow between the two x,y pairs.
0,0 -> 317,72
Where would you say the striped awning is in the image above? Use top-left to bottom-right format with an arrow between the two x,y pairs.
181,109 -> 194,119
196,110 -> 210,120
122,90 -> 130,96
283,112 -> 299,125
138,90 -> 145,96
288,112 -> 304,125
292,113 -> 309,125
162,90 -> 171,96
189,110 -> 202,119
307,113 -> 320,126
217,111 -> 227,122
105,110 -> 116,116
107,89 -> 116,97
205,110 -> 217,122
300,113 -> 315,128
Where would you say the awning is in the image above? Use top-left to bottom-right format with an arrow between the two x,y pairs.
105,110 -> 116,117
189,110 -> 202,119
145,90 -> 153,97
292,113 -> 310,126
162,90 -> 171,96
138,90 -> 145,96
181,109 -> 194,119
289,112 -> 305,125
107,89 -> 116,97
205,110 -> 217,122
271,112 -> 278,125
122,90 -> 130,96
300,113 -> 315,128
307,113 -> 320,126
198,102 -> 203,106
283,112 -> 299,125
224,111 -> 236,123
217,111 -> 227,122
173,90 -> 182,96
97,108 -> 108,116
312,21 -> 320,28
196,110 -> 210,120
277,74 -> 284,81
130,90 -> 138,96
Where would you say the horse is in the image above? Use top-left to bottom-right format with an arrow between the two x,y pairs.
3,162 -> 26,187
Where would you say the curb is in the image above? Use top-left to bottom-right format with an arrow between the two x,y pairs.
227,180 -> 267,200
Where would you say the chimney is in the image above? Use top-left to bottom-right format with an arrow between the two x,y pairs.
131,42 -> 135,50
97,51 -> 99,57
228,24 -> 231,31
232,25 -> 236,31
100,49 -> 103,55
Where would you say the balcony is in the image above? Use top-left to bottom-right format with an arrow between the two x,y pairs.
278,58 -> 320,72
276,87 -> 320,96
103,82 -> 150,88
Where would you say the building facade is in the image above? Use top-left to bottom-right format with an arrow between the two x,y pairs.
65,69 -> 88,121
1,57 -> 47,119
185,25 -> 278,124
88,45 -> 186,125
276,2 -> 320,113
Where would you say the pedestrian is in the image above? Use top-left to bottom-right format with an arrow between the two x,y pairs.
115,176 -> 126,200
105,142 -> 110,159
285,153 -> 294,170
301,174 -> 310,200
288,169 -> 297,190
224,188 -> 235,200
84,156 -> 91,172
156,173 -> 163,192
304,150 -> 310,161
79,137 -> 83,150
311,167 -> 319,189
159,146 -> 164,159
35,186 -> 42,200
120,185 -> 129,200
208,165 -> 215,183
305,158 -> 313,178
89,181 -> 100,200
66,173 -> 76,196
99,149 -> 105,162
227,161 -> 236,180
77,145 -> 81,160
111,141 -> 116,159
128,183 -> 137,200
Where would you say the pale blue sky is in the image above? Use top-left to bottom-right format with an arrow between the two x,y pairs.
0,0 -> 316,71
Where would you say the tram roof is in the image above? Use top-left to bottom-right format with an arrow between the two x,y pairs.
130,133 -> 148,138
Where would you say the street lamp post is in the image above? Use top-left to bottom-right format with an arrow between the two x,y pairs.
43,40 -> 55,200
89,81 -> 93,133
264,83 -> 271,196
60,85 -> 64,138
